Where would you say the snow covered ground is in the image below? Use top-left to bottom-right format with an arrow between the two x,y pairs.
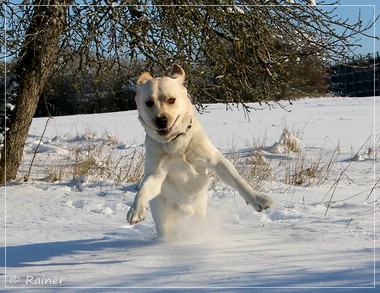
1,96 -> 379,292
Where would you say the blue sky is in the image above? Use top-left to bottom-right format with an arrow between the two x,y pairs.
330,0 -> 379,55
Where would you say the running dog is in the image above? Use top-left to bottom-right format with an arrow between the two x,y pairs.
127,64 -> 272,238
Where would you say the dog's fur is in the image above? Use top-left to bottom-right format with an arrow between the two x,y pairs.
127,64 -> 272,238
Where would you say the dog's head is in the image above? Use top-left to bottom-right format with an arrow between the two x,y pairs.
135,64 -> 194,143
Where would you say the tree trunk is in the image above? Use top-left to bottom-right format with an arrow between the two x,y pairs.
0,1 -> 71,183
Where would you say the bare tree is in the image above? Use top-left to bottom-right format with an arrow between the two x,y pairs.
1,0 -> 72,182
1,0 -> 378,183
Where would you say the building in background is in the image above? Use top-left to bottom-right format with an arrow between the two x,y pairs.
330,52 -> 380,97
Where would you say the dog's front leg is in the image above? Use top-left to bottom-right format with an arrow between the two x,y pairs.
127,172 -> 166,224
210,154 -> 272,212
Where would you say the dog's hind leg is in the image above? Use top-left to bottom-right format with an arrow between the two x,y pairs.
150,195 -> 179,238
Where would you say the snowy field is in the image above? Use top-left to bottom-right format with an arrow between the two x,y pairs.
1,96 -> 379,292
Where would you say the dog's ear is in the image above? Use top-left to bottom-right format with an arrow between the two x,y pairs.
171,64 -> 185,83
137,72 -> 153,85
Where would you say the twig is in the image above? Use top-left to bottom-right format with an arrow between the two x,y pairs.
324,179 -> 339,217
24,117 -> 52,182
364,177 -> 380,202
322,134 -> 372,216
346,218 -> 353,227
341,188 -> 373,202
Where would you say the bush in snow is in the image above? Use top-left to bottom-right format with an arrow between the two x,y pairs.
267,129 -> 302,154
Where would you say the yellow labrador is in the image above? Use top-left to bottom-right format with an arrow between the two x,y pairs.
127,64 -> 272,238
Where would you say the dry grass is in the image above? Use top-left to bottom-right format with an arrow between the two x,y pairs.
211,127 -> 340,191
283,143 -> 340,187
240,149 -> 273,190
42,135 -> 144,184
24,126 -> 350,192
215,142 -> 273,192
267,128 -> 302,154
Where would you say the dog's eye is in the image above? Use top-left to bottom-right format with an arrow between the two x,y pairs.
167,98 -> 176,104
145,100 -> 154,108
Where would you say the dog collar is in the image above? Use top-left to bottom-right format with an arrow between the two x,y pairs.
170,119 -> 192,142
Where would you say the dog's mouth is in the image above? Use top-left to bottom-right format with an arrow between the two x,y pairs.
157,128 -> 172,136
156,115 -> 180,137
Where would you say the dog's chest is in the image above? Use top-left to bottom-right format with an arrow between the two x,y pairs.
163,153 -> 209,200
161,135 -> 191,154
168,151 -> 207,176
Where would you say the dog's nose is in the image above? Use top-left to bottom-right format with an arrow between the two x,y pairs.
156,116 -> 168,129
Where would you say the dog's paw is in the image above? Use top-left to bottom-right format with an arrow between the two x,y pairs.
245,192 -> 272,212
126,206 -> 146,225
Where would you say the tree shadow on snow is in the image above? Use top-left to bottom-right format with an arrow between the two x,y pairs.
0,236 -> 155,268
